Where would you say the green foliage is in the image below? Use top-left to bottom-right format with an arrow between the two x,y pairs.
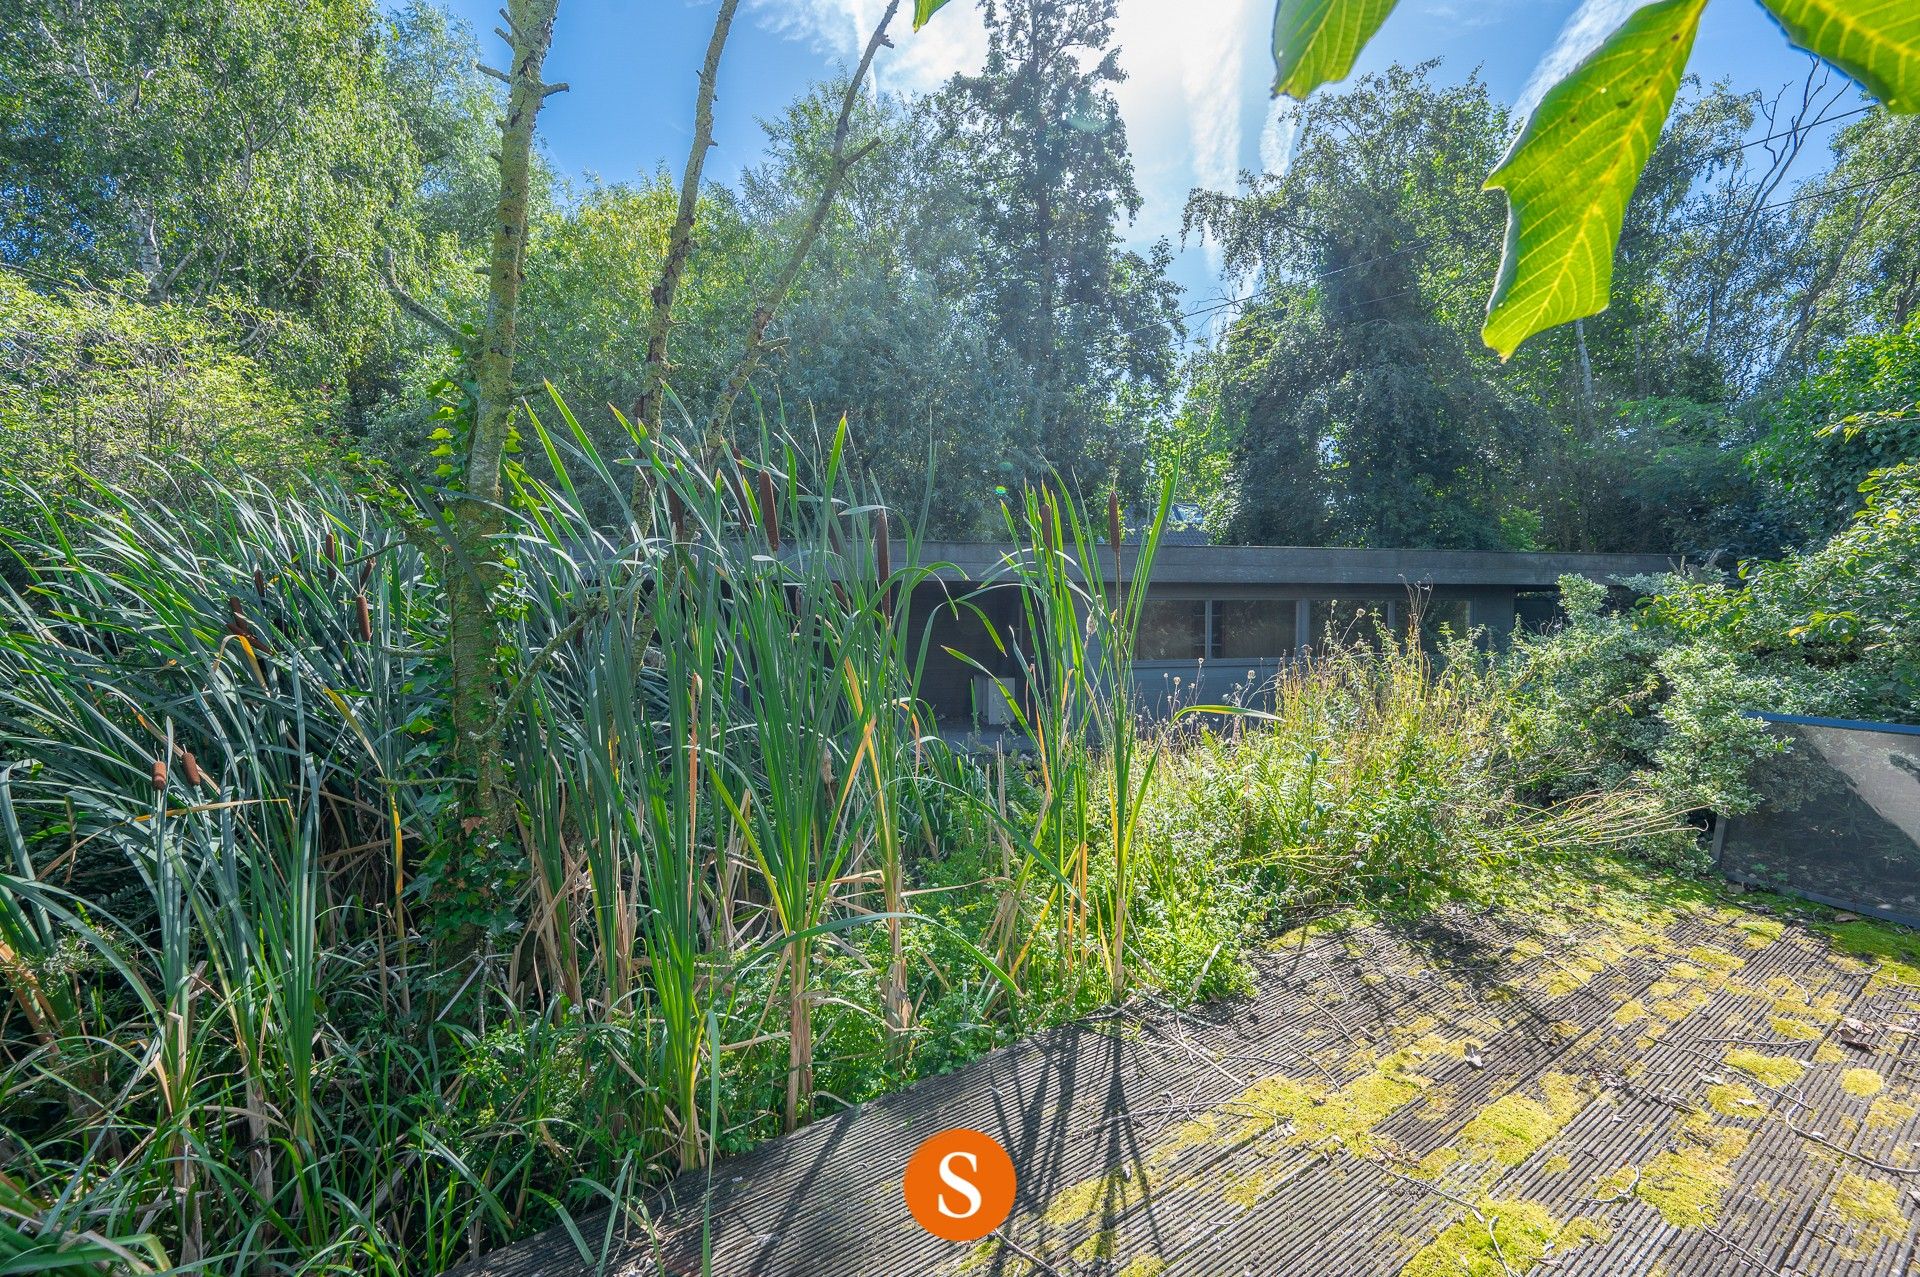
920,0 -> 1920,356
1760,0 -> 1920,113
512,178 -> 761,478
1750,319 -> 1920,539
1147,633 -> 1678,938
2,0 -> 425,361
1509,572 -> 1788,829
0,270 -> 330,530
939,0 -> 1184,499
1270,0 -> 1401,98
1182,66 -> 1524,548
1482,0 -> 1707,359
1514,457 -> 1920,830
740,88 -> 1032,535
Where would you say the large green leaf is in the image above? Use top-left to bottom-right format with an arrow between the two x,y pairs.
1760,0 -> 1920,112
913,0 -> 953,31
1271,0 -> 1401,99
1481,0 -> 1707,360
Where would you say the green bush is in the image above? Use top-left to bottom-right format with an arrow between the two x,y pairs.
1510,460 -> 1920,830
0,270 -> 332,530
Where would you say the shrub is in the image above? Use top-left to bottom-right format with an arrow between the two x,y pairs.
0,270 -> 334,532
1511,460 -> 1920,831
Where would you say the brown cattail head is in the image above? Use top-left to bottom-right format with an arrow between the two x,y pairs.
666,487 -> 689,541
1107,490 -> 1123,553
176,746 -> 204,788
874,509 -> 893,619
323,532 -> 338,582
757,470 -> 780,552
358,558 -> 374,589
254,567 -> 268,596
151,756 -> 168,790
227,597 -> 254,643
356,594 -> 373,642
1040,491 -> 1057,559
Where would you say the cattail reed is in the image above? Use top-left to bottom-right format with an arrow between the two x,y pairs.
726,451 -> 752,521
227,597 -> 254,643
151,756 -> 168,790
254,567 -> 268,596
666,487 -> 689,541
757,471 -> 780,551
323,531 -> 338,582
355,594 -> 373,642
358,557 -> 374,589
175,746 -> 204,788
874,508 -> 892,620
1108,489 -> 1124,606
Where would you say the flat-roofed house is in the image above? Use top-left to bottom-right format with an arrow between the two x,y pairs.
902,542 -> 1681,726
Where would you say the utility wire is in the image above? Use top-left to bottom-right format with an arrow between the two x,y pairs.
1181,104 -> 1895,328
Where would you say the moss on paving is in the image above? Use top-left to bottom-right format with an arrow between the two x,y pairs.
1704,1080 -> 1760,1117
1398,1199 -> 1607,1277
1821,919 -> 1920,992
1632,1111 -> 1754,1227
986,857 -> 1920,1275
1841,1066 -> 1885,1097
1759,973 -> 1846,1040
1451,1073 -> 1589,1169
1115,1259 -> 1166,1277
1867,1095 -> 1917,1128
1724,1048 -> 1807,1089
1830,1172 -> 1909,1252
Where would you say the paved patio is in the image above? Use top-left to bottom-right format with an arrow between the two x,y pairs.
458,866 -> 1920,1276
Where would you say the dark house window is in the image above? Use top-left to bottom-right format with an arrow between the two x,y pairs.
1137,599 -> 1207,660
1138,599 -> 1299,661
1417,597 -> 1472,650
1215,599 -> 1296,660
1309,598 -> 1397,649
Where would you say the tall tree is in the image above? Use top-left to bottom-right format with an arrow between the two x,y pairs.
940,0 -> 1181,496
440,0 -> 563,919
739,89 -> 1024,534
632,0 -> 740,466
1184,65 -> 1523,548
1,0 -> 418,364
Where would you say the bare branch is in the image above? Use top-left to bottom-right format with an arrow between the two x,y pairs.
382,255 -> 460,344
631,0 -> 741,493
702,1 -> 899,449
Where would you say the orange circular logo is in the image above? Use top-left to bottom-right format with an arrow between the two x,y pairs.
902,1128 -> 1016,1241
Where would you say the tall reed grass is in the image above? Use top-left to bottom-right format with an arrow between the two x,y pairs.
0,417 -> 1677,1273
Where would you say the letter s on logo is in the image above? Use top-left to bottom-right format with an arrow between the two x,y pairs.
904,1128 -> 1014,1241
935,1150 -> 982,1219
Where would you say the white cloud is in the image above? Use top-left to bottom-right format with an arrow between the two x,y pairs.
746,0 -> 985,95
751,0 -> 1266,251
1517,0 -> 1647,117
1259,95 -> 1297,175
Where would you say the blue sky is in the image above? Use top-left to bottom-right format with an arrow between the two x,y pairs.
430,0 -> 1858,327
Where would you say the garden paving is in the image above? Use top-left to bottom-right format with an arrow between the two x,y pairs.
455,866 -> 1920,1276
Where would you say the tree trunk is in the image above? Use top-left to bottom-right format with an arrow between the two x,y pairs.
633,0 -> 740,497
447,0 -> 563,921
